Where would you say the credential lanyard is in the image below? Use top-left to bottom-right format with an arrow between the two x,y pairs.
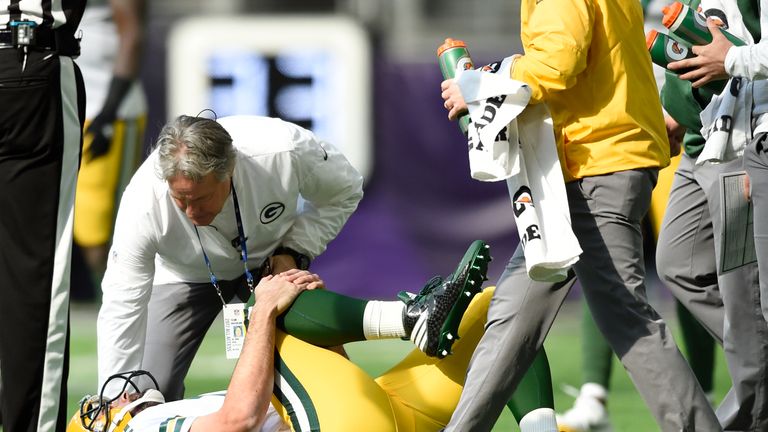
194,180 -> 256,306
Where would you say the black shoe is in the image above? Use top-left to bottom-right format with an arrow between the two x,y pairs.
400,240 -> 491,358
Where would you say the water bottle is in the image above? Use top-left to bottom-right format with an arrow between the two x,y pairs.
646,29 -> 696,71
437,38 -> 474,134
662,1 -> 745,47
647,29 -> 728,93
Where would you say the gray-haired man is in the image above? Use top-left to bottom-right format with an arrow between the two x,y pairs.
97,114 -> 364,400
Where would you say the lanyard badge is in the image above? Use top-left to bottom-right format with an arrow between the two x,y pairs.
222,304 -> 248,359
193,180 -> 258,359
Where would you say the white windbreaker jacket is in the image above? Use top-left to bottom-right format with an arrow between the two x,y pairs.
97,115 -> 363,392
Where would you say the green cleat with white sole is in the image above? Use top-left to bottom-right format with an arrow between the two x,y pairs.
399,240 -> 491,358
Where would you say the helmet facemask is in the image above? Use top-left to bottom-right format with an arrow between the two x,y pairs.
73,370 -> 165,432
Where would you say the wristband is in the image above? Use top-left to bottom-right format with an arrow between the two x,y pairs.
273,246 -> 311,270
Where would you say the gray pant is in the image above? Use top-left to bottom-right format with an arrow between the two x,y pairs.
657,154 -> 768,431
142,275 -> 251,401
744,134 -> 768,324
445,169 -> 720,432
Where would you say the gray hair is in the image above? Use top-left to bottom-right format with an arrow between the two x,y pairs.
154,115 -> 237,182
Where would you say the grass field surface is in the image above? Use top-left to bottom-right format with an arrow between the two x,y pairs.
56,297 -> 731,432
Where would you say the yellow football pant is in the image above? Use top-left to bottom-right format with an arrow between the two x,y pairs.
272,287 -> 494,431
648,153 -> 682,238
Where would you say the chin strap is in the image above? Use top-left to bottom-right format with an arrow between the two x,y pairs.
109,389 -> 166,430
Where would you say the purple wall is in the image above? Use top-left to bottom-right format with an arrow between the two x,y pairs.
311,61 -> 521,298
138,19 -> 524,299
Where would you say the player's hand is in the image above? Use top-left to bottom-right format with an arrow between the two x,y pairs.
441,79 -> 468,121
278,268 -> 325,290
668,18 -> 732,88
665,115 -> 685,157
254,274 -> 305,315
84,112 -> 116,162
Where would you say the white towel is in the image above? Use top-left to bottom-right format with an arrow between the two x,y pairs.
455,57 -> 532,181
698,77 -> 750,164
456,58 -> 582,282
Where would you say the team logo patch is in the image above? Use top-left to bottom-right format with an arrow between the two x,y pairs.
457,57 -> 473,72
481,61 -> 502,73
512,186 -> 533,217
512,186 -> 542,249
665,40 -> 690,61
260,202 -> 285,224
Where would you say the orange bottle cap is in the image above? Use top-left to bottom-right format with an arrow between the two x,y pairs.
645,29 -> 659,50
437,38 -> 467,57
662,2 -> 684,29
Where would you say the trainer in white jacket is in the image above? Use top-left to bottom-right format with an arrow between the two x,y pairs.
96,115 -> 363,400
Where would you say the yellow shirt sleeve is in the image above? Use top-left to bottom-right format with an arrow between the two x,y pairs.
511,0 -> 594,103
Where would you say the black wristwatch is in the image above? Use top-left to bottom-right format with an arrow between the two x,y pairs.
273,246 -> 311,270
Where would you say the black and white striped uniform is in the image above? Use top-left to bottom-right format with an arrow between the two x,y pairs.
0,1 -> 85,431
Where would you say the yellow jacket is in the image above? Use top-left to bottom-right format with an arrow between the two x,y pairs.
511,0 -> 670,182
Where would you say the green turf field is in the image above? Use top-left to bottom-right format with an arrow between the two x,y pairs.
59,298 -> 731,431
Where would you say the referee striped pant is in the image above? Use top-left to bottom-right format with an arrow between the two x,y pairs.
0,48 -> 84,432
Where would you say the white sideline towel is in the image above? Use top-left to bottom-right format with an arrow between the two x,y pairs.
456,58 -> 581,281
455,57 -> 532,181
698,77 -> 750,165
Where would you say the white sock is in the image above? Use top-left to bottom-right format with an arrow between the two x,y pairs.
362,301 -> 407,339
519,408 -> 558,432
580,382 -> 608,401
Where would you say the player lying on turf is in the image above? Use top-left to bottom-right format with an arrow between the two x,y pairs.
69,241 -> 560,432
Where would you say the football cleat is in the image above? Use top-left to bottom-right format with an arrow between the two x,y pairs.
400,240 -> 491,358
556,383 -> 613,432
